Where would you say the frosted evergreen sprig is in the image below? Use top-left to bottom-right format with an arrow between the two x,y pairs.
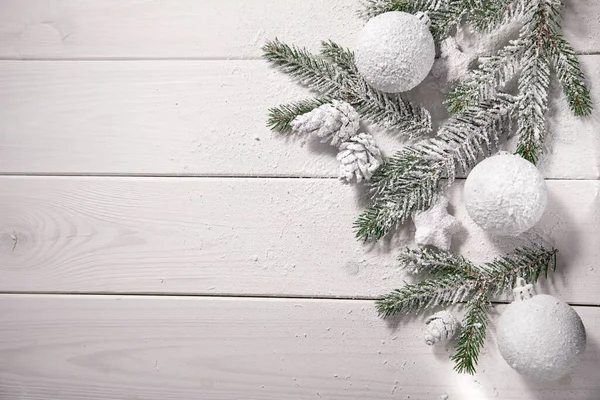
451,293 -> 489,374
446,0 -> 591,163
377,245 -> 558,374
263,39 -> 432,138
360,0 -> 509,40
445,39 -> 525,114
469,0 -> 526,32
355,94 -> 516,241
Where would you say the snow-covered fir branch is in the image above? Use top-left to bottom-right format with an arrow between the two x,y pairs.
355,94 -> 516,241
398,247 -> 481,277
446,0 -> 592,163
516,45 -> 550,164
377,245 -> 557,374
469,0 -> 526,32
376,276 -> 477,318
445,40 -> 524,114
451,293 -> 489,374
535,0 -> 593,117
263,39 -> 432,137
360,0 -> 521,40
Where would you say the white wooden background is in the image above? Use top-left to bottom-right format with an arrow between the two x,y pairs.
0,1 -> 599,399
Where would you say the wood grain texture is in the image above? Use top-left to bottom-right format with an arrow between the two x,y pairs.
0,0 -> 363,59
0,0 -> 597,59
0,294 -> 598,400
1,56 -> 599,178
0,177 -> 598,303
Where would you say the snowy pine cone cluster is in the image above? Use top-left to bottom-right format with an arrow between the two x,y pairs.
290,100 -> 382,183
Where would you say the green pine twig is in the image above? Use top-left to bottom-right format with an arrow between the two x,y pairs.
515,45 -> 550,164
263,39 -> 432,137
377,245 -> 557,374
375,276 -> 477,318
451,292 -> 489,374
355,94 -> 516,241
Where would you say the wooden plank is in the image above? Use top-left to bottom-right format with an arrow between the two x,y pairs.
0,294 -> 598,400
1,57 -> 599,178
0,0 -> 362,59
0,177 -> 598,304
0,0 -> 597,59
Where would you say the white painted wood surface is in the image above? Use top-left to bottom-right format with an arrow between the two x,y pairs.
1,295 -> 599,400
0,177 -> 598,304
0,57 -> 599,178
0,0 -> 599,399
0,0 -> 598,59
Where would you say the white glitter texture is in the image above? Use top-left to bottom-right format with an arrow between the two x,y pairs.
355,11 -> 435,93
464,152 -> 547,236
497,280 -> 586,381
413,195 -> 460,250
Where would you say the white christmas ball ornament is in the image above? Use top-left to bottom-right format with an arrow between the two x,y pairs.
497,279 -> 586,381
464,152 -> 547,236
355,12 -> 435,93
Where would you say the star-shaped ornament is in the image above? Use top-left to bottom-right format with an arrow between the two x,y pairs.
413,195 -> 460,251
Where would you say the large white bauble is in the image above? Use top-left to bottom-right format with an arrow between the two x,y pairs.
355,11 -> 435,93
464,152 -> 547,236
497,280 -> 586,381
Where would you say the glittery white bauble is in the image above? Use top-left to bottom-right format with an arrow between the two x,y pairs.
355,12 -> 435,93
464,152 -> 547,236
497,280 -> 586,381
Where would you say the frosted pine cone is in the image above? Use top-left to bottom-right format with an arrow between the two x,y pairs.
290,100 -> 359,147
336,133 -> 382,183
424,311 -> 461,346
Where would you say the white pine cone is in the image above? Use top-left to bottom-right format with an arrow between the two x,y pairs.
290,100 -> 359,147
336,133 -> 382,183
424,311 -> 461,346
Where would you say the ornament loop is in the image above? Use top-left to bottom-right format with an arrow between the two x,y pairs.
415,11 -> 431,28
513,278 -> 535,301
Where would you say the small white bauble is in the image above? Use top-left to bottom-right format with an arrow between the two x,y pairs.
497,279 -> 586,381
355,11 -> 435,93
464,152 -> 547,236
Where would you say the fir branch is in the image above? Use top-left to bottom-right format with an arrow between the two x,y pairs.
451,292 -> 489,374
379,245 -> 557,374
481,245 -> 557,296
267,98 -> 330,132
358,0 -> 445,19
446,0 -> 592,165
355,94 -> 516,241
546,34 -> 592,116
398,247 -> 481,278
430,0 -> 478,40
469,0 -> 525,33
535,1 -> 593,116
320,40 -> 358,76
515,45 -> 550,164
263,39 -> 432,137
360,0 -> 495,40
262,39 -> 348,97
446,40 -> 524,114
375,276 -> 476,318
